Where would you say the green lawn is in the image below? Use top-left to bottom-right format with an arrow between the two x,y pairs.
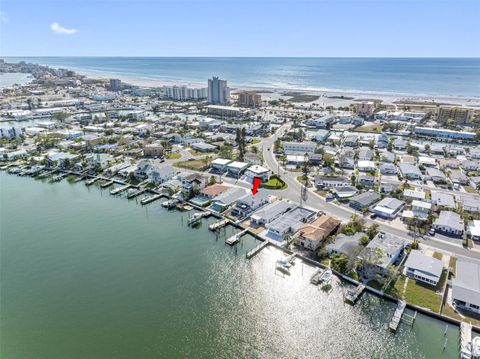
174,159 -> 208,171
261,176 -> 288,190
356,123 -> 383,133
433,252 -> 443,260
251,139 -> 261,145
167,152 -> 181,159
402,270 -> 448,312
385,274 -> 406,298
449,256 -> 457,277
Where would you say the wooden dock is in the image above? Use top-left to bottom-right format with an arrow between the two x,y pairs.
188,212 -> 208,226
85,177 -> 99,186
225,229 -> 248,245
127,188 -> 146,199
100,180 -> 114,188
389,300 -> 407,332
246,240 -> 269,259
140,194 -> 163,205
460,322 -> 473,359
209,219 -> 229,231
110,184 -> 131,195
344,284 -> 366,305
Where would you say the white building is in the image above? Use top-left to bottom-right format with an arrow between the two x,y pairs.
282,141 -> 317,154
452,261 -> 480,314
403,251 -> 443,286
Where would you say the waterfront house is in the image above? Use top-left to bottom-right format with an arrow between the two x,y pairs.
231,190 -> 270,218
357,232 -> 407,279
327,232 -> 365,259
47,151 -> 79,168
150,165 -> 176,185
296,214 -> 341,251
349,192 -> 381,211
209,187 -> 248,213
250,200 -> 294,227
452,261 -> 480,314
178,173 -> 207,195
433,211 -> 464,237
372,197 -> 405,219
403,250 -> 443,286
265,207 -> 317,241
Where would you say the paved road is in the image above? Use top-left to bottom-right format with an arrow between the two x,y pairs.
259,123 -> 480,261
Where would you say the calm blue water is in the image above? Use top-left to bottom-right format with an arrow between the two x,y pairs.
3,57 -> 480,97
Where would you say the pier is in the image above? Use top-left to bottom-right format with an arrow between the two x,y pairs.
344,284 -> 366,305
140,193 -> 163,205
110,184 -> 131,195
85,177 -> 99,186
162,198 -> 179,209
100,180 -> 114,188
460,322 -> 473,359
187,212 -> 209,226
127,187 -> 146,199
246,240 -> 269,259
209,219 -> 229,231
389,300 -> 407,332
225,229 -> 248,245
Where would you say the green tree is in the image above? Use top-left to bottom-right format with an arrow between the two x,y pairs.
331,253 -> 349,274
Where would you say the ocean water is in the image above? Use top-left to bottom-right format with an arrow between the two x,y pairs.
0,172 -> 462,359
4,57 -> 480,98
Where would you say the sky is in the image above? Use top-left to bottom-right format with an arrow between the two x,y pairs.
0,0 -> 479,57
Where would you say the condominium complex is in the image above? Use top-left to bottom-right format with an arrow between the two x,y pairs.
437,107 -> 473,124
207,77 -> 230,104
163,85 -> 207,101
237,92 -> 262,107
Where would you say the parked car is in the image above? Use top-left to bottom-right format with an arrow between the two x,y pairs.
429,228 -> 436,236
370,213 -> 377,220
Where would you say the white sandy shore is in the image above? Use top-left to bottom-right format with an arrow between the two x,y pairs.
51,67 -> 480,110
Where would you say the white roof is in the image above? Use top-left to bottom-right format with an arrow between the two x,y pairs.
247,164 -> 269,174
412,200 -> 432,210
453,261 -> 480,307
468,220 -> 480,237
227,161 -> 250,169
358,160 -> 375,168
212,158 -> 232,166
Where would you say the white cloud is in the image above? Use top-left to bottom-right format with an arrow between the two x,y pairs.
50,22 -> 78,35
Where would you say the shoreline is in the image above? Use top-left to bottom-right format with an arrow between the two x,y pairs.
68,66 -> 480,109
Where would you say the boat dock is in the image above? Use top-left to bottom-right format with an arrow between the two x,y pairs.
460,322 -> 473,359
225,229 -> 248,245
140,193 -> 163,205
50,173 -> 67,182
344,284 -> 366,305
100,180 -> 114,188
188,212 -> 209,226
127,188 -> 146,199
162,198 -> 179,209
85,177 -> 99,186
209,219 -> 229,231
245,240 -> 269,259
389,300 -> 407,332
110,184 -> 131,195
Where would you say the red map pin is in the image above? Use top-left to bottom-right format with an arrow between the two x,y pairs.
251,177 -> 262,195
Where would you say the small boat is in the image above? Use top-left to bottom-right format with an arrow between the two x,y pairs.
473,336 -> 480,358
188,212 -> 204,226
319,269 -> 332,284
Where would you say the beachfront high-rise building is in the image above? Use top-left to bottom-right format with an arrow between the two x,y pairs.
163,85 -> 207,101
237,92 -> 262,107
207,77 -> 230,104
355,101 -> 375,117
110,79 -> 122,91
437,107 -> 473,124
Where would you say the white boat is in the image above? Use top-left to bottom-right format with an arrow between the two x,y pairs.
319,269 -> 332,283
188,212 -> 204,226
473,336 -> 480,358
